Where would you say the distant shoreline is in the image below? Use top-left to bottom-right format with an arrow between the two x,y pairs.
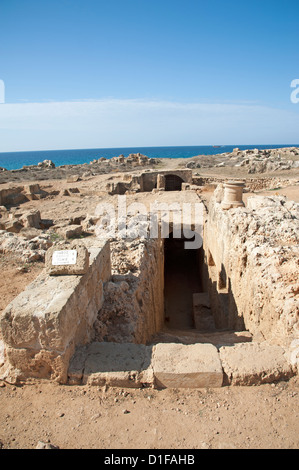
0,145 -> 298,186
0,144 -> 299,171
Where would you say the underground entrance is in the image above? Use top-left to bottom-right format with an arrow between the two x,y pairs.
163,232 -> 203,329
164,174 -> 184,191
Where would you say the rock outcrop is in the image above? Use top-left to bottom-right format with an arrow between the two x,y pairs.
204,191 -> 299,346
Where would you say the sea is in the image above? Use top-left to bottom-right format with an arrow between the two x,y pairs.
0,144 -> 298,171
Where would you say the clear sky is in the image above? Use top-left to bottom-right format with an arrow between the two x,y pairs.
0,0 -> 299,151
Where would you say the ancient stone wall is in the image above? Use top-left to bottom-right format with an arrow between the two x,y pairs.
203,192 -> 299,346
94,238 -> 165,344
0,239 -> 111,384
139,169 -> 192,192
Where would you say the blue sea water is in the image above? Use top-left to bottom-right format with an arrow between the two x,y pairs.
0,145 -> 298,171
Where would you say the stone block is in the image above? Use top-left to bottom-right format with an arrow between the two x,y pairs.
156,174 -> 165,190
0,240 -> 111,383
219,342 -> 296,385
57,224 -> 83,239
20,209 -> 41,228
3,218 -> 23,233
24,184 -> 40,195
68,342 -> 154,387
152,343 -> 223,388
45,241 -> 89,275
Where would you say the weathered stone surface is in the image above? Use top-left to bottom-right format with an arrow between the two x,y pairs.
156,174 -> 165,190
20,209 -> 41,228
36,441 -> 59,449
69,342 -> 154,387
37,159 -> 55,169
45,241 -> 89,275
3,218 -> 23,233
0,186 -> 27,206
24,184 -> 40,195
152,343 -> 223,388
94,238 -> 165,345
56,224 -> 83,239
0,239 -> 111,383
193,293 -> 215,331
219,342 -> 296,385
0,231 -> 53,263
221,180 -> 245,210
205,194 -> 299,344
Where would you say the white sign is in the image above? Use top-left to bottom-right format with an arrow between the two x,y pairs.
52,250 -> 77,266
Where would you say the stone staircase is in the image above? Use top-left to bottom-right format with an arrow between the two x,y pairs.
67,328 -> 296,389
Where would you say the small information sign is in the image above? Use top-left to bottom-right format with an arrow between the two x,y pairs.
52,250 -> 77,266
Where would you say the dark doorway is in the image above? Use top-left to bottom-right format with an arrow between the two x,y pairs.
164,233 -> 202,329
164,174 -> 184,191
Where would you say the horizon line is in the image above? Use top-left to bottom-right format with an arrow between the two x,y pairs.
1,143 -> 299,155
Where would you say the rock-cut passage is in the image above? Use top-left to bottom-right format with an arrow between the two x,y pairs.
164,234 -> 202,329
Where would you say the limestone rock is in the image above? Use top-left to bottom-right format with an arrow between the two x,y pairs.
24,183 -> 40,195
56,224 -> 83,239
152,343 -> 223,388
20,209 -> 41,229
206,194 -> 299,342
69,342 -> 154,387
36,441 -> 59,449
214,183 -> 224,203
66,175 -> 81,183
0,240 -> 110,383
3,218 -> 23,233
219,342 -> 296,385
37,159 -> 55,169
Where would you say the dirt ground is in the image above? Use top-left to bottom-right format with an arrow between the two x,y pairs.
0,254 -> 44,316
0,376 -> 298,450
0,159 -> 298,450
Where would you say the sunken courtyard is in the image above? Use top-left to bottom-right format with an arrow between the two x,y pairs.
0,152 -> 298,390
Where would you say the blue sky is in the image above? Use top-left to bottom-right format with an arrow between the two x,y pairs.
0,0 -> 299,151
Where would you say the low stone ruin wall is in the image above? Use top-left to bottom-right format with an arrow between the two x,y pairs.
0,239 -> 111,384
203,191 -> 299,347
94,238 -> 165,344
0,184 -> 47,207
139,169 -> 192,192
192,176 -> 298,192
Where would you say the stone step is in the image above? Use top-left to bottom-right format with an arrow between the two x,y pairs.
68,342 -> 153,388
68,341 -> 223,388
152,342 -> 223,389
68,339 -> 296,389
150,328 -> 253,347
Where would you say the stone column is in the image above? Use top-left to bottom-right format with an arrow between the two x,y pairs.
221,180 -> 245,210
157,174 -> 166,190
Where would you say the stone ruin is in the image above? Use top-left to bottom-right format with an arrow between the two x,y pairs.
0,178 -> 298,389
105,169 -> 193,195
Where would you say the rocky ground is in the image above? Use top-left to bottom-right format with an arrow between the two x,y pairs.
0,149 -> 298,449
0,376 -> 298,450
